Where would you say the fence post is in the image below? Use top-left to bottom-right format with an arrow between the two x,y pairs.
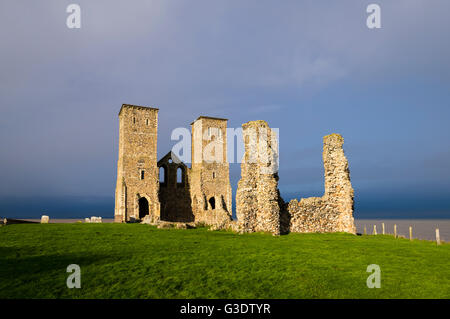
409,226 -> 413,241
436,228 -> 441,245
364,225 -> 367,235
394,224 -> 397,238
373,225 -> 377,235
382,222 -> 385,235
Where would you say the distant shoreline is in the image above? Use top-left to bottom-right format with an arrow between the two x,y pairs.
2,218 -> 448,242
355,219 -> 449,242
7,218 -> 115,224
3,217 -> 450,220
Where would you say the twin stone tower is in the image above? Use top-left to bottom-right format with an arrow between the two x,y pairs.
114,104 -> 356,235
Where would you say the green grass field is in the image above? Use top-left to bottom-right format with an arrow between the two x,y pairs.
0,223 -> 449,299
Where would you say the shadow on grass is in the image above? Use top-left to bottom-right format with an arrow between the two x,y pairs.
0,246 -> 134,298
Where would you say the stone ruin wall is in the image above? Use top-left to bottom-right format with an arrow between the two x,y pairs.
286,134 -> 356,234
188,166 -> 233,230
236,121 -> 282,235
157,152 -> 194,222
189,117 -> 233,229
235,122 -> 355,235
114,104 -> 355,235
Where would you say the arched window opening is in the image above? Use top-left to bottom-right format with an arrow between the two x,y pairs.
209,197 -> 215,210
159,166 -> 167,185
177,167 -> 183,184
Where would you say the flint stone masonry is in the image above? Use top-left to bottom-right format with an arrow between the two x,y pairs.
189,116 -> 233,228
285,134 -> 356,234
158,152 -> 193,222
114,107 -> 232,229
140,216 -> 196,229
114,104 -> 355,235
141,214 -> 163,225
114,104 -> 160,223
236,121 -> 282,235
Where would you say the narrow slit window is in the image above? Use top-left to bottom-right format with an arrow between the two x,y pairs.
140,170 -> 145,180
177,167 -> 183,184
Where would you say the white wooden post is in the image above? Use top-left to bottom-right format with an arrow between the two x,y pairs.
409,226 -> 413,241
373,225 -> 377,235
382,222 -> 385,235
436,228 -> 441,245
394,224 -> 397,238
364,225 -> 367,235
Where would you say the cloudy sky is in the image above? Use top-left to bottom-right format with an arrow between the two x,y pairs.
1,0 -> 449,218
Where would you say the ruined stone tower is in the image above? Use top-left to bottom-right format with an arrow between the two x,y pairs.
114,104 -> 160,223
236,121 -> 282,235
286,133 -> 356,234
189,116 -> 233,226
322,134 -> 355,233
113,103 -> 355,233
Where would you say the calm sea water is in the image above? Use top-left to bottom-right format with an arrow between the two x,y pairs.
355,219 -> 450,242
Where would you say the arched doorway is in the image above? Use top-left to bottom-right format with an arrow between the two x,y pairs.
138,197 -> 149,219
208,197 -> 215,210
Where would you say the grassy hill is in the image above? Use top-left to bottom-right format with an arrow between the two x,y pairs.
0,223 -> 448,298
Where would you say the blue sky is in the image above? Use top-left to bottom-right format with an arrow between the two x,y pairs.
0,1 -> 449,218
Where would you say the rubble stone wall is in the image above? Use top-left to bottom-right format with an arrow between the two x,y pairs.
286,134 -> 356,234
236,121 -> 282,235
113,104 -> 355,235
158,152 -> 194,222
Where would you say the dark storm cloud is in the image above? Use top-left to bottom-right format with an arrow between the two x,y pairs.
0,0 -> 449,217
